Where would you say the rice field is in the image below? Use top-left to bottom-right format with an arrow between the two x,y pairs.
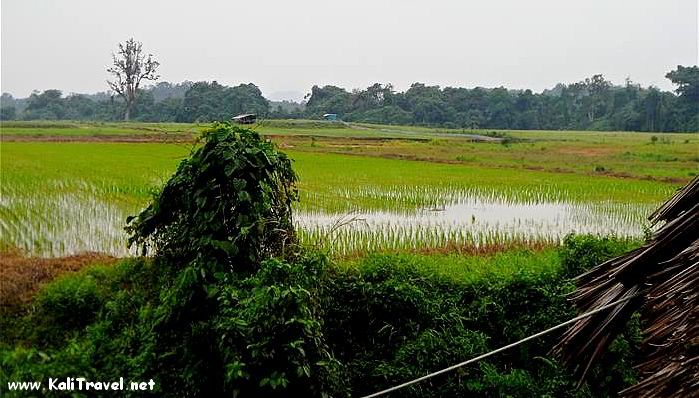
1,130 -> 684,256
297,198 -> 652,255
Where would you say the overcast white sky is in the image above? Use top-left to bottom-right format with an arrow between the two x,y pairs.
1,0 -> 697,101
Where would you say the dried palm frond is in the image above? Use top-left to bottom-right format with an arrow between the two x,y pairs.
554,176 -> 698,396
621,240 -> 698,397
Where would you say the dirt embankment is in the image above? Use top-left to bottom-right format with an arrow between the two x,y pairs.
0,250 -> 118,313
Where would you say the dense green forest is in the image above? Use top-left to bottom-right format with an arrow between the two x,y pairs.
1,65 -> 697,132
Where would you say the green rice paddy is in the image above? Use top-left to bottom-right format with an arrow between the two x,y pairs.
3,122 -> 689,257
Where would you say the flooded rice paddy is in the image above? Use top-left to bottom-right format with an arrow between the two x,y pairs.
1,183 -> 653,257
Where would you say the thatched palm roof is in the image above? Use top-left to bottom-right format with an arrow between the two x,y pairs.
555,176 -> 698,397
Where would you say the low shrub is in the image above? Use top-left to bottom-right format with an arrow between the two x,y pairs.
560,234 -> 639,276
34,273 -> 103,333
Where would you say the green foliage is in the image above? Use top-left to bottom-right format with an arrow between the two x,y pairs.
305,85 -> 352,117
1,343 -> 93,397
0,105 -> 16,120
665,65 -> 699,102
1,236 -> 642,397
302,68 -> 698,132
0,258 -> 160,397
178,81 -> 270,123
6,65 -> 698,131
214,253 -> 347,396
560,234 -> 640,276
319,240 -> 640,397
32,273 -> 105,344
126,122 -> 298,270
121,123 -> 345,396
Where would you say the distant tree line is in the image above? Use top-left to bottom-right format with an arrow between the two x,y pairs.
305,66 -> 698,132
1,65 -> 697,132
0,81 -> 271,123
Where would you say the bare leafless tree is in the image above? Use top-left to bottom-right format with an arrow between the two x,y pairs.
107,38 -> 160,121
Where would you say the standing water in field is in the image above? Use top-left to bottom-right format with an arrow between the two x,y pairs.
296,188 -> 652,255
1,183 -> 652,257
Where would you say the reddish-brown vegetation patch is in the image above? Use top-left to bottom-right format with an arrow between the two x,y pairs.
0,250 -> 118,313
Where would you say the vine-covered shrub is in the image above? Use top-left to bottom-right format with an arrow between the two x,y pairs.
215,253 -> 346,396
118,123 -> 343,396
126,121 -> 298,272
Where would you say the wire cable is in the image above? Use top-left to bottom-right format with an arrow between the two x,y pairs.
360,295 -> 637,398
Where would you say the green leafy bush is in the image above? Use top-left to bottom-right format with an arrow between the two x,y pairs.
560,234 -> 639,276
34,274 -> 103,331
215,253 -> 347,396
126,122 -> 298,271
119,123 -> 344,396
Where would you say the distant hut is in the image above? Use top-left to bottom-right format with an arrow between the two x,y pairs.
555,176 -> 698,397
232,114 -> 257,124
322,113 -> 338,121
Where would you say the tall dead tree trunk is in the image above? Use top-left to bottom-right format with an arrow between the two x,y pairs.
107,38 -> 159,121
